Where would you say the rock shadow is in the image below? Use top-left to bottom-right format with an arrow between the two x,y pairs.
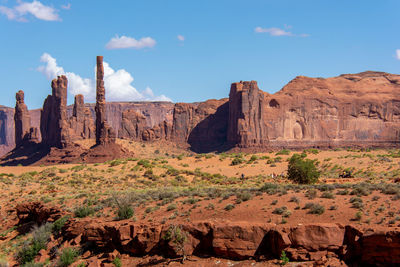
188,102 -> 233,153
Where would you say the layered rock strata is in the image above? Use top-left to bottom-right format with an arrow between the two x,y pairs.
11,201 -> 399,266
95,56 -> 116,145
40,75 -> 70,148
14,90 -> 32,146
69,94 -> 94,140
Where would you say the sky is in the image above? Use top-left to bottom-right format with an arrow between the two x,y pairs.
0,0 -> 399,109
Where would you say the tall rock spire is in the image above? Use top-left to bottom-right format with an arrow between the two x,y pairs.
40,75 -> 70,148
95,56 -> 116,145
14,90 -> 31,147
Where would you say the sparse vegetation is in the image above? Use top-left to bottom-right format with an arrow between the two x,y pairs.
287,154 -> 320,184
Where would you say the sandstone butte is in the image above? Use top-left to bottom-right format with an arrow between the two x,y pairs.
1,69 -> 400,164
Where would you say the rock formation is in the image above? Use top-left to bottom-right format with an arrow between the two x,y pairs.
95,56 -> 116,145
119,109 -> 147,140
227,72 -> 400,150
69,94 -> 94,140
227,81 -> 266,147
40,75 -> 71,148
2,70 -> 400,158
14,90 -> 31,146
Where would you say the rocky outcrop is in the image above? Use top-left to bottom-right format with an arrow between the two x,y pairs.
69,94 -> 94,140
14,90 -> 39,147
58,219 -> 400,265
227,72 -> 400,149
2,71 -> 400,156
227,81 -> 266,147
14,90 -> 31,146
119,109 -> 147,140
0,106 -> 15,155
95,56 -> 116,145
40,75 -> 71,149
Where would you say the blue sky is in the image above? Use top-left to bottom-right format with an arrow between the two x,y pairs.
0,0 -> 399,109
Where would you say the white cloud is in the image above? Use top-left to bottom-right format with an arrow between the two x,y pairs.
106,35 -> 156,50
37,53 -> 172,102
177,35 -> 185,41
0,1 -> 60,21
396,49 -> 400,60
61,3 -> 71,10
255,26 -> 308,37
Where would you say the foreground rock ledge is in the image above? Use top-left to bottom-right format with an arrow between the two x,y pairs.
11,203 -> 400,266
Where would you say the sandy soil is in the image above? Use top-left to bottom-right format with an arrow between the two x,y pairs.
1,141 -> 400,262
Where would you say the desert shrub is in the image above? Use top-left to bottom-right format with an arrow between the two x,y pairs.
231,156 -> 244,166
144,169 -> 154,179
289,196 -> 300,204
114,197 -> 134,220
287,154 -> 320,184
17,223 -> 53,264
304,203 -> 325,215
354,211 -> 363,221
236,191 -> 252,202
280,250 -> 289,265
273,206 -> 291,217
305,189 -> 317,199
350,184 -> 371,196
162,225 -> 188,262
304,148 -> 319,155
320,192 -> 335,199
167,203 -> 177,211
53,216 -> 70,233
276,149 -> 290,156
74,205 -> 94,218
350,197 -> 364,209
58,247 -> 79,267
112,257 -> 122,267
21,263 -> 44,267
224,204 -> 235,211
336,189 -> 349,195
137,159 -> 152,168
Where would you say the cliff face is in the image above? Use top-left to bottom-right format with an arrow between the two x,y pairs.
227,72 -> 400,149
0,102 -> 174,157
1,71 -> 400,156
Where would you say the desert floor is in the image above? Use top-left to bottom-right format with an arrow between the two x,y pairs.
1,140 -> 400,263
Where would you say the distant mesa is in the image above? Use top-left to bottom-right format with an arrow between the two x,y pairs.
1,68 -> 400,165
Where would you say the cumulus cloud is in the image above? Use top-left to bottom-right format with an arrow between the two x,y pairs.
255,26 -> 308,37
0,1 -> 60,21
177,35 -> 185,41
396,49 -> 400,60
106,35 -> 156,50
37,53 -> 171,102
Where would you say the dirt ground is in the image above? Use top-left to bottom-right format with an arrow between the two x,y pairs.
1,140 -> 400,263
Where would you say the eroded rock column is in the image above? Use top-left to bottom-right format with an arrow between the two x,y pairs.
14,90 -> 31,147
95,56 -> 116,145
40,75 -> 70,148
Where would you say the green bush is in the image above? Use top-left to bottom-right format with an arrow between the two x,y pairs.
304,203 -> 325,215
58,247 -> 79,267
17,223 -> 53,264
113,197 -> 134,220
112,257 -> 122,267
74,205 -> 94,218
53,216 -> 70,233
287,154 -> 320,184
276,149 -> 290,156
231,157 -> 244,166
280,250 -> 289,265
224,204 -> 235,211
